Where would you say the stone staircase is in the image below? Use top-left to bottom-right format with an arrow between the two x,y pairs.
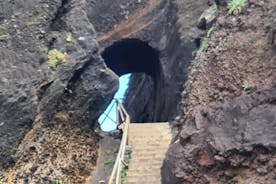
124,122 -> 172,184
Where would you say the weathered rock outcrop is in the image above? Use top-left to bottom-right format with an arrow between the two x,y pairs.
0,0 -> 118,183
1,0 -> 275,183
164,0 -> 276,183
95,0 -> 208,123
0,0 -> 209,181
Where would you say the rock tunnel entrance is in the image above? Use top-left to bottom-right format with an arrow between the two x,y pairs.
102,38 -> 160,79
99,38 -> 164,129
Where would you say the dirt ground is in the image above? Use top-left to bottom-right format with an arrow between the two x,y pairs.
4,122 -> 100,184
182,0 -> 276,115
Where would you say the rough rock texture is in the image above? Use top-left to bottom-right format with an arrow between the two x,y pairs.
0,0 -> 118,183
1,0 -> 275,183
124,73 -> 155,122
164,0 -> 276,183
0,0 -> 210,181
94,0 -> 208,122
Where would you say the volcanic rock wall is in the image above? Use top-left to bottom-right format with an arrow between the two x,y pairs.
163,0 -> 276,183
95,0 -> 207,123
0,0 -> 118,183
0,0 -> 209,182
1,0 -> 275,183
0,0 -> 215,182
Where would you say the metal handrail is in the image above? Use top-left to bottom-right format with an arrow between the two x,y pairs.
108,100 -> 130,184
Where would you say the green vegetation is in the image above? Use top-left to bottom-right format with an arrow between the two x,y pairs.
228,0 -> 246,14
0,177 -> 6,184
104,159 -> 116,166
105,150 -> 113,156
47,49 -> 66,68
48,58 -> 58,68
66,33 -> 73,43
55,179 -> 64,184
242,80 -> 249,90
77,36 -> 86,41
213,4 -> 219,13
121,161 -> 128,184
199,27 -> 214,52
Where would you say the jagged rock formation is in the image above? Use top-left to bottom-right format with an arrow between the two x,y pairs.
0,0 -> 118,183
163,0 -> 276,183
1,0 -> 204,182
0,0 -> 275,183
95,0 -> 208,123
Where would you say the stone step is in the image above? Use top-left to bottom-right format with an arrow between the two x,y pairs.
130,157 -> 166,161
129,129 -> 171,133
129,140 -> 171,145
127,165 -> 162,171
129,122 -> 169,126
125,176 -> 161,180
129,130 -> 171,134
131,145 -> 168,154
124,181 -> 161,184
128,162 -> 164,166
128,159 -> 163,164
131,147 -> 169,151
130,144 -> 170,148
129,136 -> 171,140
124,178 -> 161,183
127,166 -> 161,176
129,132 -> 171,136
129,127 -> 171,132
131,152 -> 167,157
129,138 -> 171,143
129,127 -> 170,133
129,133 -> 171,138
124,176 -> 161,183
129,138 -> 171,144
130,147 -> 169,151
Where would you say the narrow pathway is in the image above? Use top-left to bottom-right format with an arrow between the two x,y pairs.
87,137 -> 120,184
124,122 -> 172,184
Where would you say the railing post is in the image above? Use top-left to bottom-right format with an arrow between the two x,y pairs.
116,99 -> 119,128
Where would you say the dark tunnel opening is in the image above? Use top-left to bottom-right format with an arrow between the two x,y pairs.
102,38 -> 160,79
100,38 -> 164,128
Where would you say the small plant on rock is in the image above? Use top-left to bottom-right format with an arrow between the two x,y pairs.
77,36 -> 86,41
66,33 -> 73,43
199,27 -> 214,52
213,3 -> 219,13
228,0 -> 246,14
121,161 -> 129,183
242,80 -> 249,90
104,159 -> 116,166
0,177 -> 6,184
47,49 -> 66,68
55,178 -> 64,184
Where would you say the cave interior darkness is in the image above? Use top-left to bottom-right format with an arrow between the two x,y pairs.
102,38 -> 160,78
99,38 -> 162,130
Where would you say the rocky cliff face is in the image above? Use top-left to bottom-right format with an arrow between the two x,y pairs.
0,0 -> 208,182
0,0 -> 118,183
0,0 -> 275,183
95,0 -> 208,123
163,0 -> 276,183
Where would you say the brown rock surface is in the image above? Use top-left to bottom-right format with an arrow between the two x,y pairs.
164,0 -> 276,183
